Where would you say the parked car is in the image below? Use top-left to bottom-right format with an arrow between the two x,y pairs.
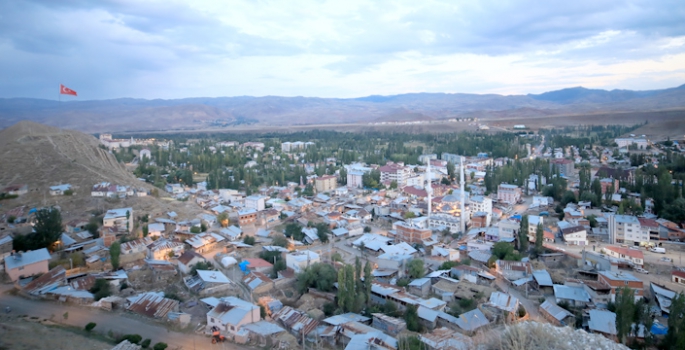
634,267 -> 649,274
660,257 -> 672,262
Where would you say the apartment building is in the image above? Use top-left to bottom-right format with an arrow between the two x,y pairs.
380,162 -> 412,187
315,175 -> 337,193
497,184 -> 521,205
103,207 -> 134,233
469,196 -> 492,227
395,221 -> 432,244
607,214 -> 641,245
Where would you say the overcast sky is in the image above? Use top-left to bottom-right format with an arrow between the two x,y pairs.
2,0 -> 685,100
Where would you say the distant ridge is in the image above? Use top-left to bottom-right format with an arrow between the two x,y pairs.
1,84 -> 684,132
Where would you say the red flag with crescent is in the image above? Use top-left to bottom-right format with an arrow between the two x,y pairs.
60,84 -> 77,96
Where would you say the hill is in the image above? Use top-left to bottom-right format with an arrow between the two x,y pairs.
0,84 -> 684,133
0,121 -> 202,221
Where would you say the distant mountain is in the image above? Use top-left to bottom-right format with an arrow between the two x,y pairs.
1,84 -> 684,132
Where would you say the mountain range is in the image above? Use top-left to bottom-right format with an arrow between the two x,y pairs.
0,84 -> 684,133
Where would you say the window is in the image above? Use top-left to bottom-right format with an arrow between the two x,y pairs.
211,318 -> 215,323
625,281 -> 629,285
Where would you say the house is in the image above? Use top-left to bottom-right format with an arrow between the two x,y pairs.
238,209 -> 258,226
243,271 -> 274,294
49,184 -> 72,195
219,226 -> 243,241
206,297 -> 261,335
539,300 -> 575,326
3,184 -> 28,196
271,306 -> 319,339
453,308 -> 490,335
407,278 -> 431,298
495,260 -> 532,281
603,246 -> 644,267
302,227 -> 319,244
344,332 -> 397,350
561,225 -> 587,246
241,321 -> 286,346
147,239 -> 184,260
147,223 -> 165,238
651,282 -> 676,314
245,195 -> 267,211
177,251 -> 207,274
372,313 -> 406,335
485,292 -> 519,322
597,271 -> 644,302
497,184 -> 521,205
552,285 -> 591,307
186,232 -> 225,253
531,270 -> 554,294
285,250 -> 321,273
672,270 -> 685,285
127,292 -> 179,319
5,249 -> 51,281
588,309 -> 617,341
121,237 -> 154,255
103,207 -> 134,233
420,327 -> 472,350
243,258 -> 274,274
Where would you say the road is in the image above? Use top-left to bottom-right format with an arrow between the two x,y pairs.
0,285 -> 249,350
494,277 -> 541,321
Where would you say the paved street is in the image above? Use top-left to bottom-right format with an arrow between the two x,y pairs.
0,285 -> 249,350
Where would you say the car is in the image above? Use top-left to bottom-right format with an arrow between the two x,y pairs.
630,246 -> 640,250
660,257 -> 672,262
634,267 -> 649,274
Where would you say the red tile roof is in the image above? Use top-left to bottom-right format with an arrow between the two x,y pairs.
638,218 -> 659,228
672,270 -> 685,279
606,246 -> 644,260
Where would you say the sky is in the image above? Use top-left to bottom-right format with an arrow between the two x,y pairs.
1,0 -> 685,100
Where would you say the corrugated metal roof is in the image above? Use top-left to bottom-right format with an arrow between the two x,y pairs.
5,248 -> 51,270
242,321 -> 285,336
455,308 -> 489,331
539,300 -> 574,322
532,270 -> 554,287
553,285 -> 590,302
127,292 -> 179,318
588,309 -> 617,335
487,292 -> 518,313
23,266 -> 66,295
272,306 -> 319,336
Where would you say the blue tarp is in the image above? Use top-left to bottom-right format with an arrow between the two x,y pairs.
651,323 -> 668,335
511,214 -> 522,220
29,208 -> 37,214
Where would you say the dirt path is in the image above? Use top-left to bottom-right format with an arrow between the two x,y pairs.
0,287 -> 251,350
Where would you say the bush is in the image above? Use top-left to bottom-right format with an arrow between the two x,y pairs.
141,339 -> 151,348
85,322 -> 97,332
89,279 -> 112,301
119,334 -> 142,345
323,302 -> 336,316
518,305 -> 527,318
190,226 -> 201,233
153,342 -> 168,350
243,236 -> 256,245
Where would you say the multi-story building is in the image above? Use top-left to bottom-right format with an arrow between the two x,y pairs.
615,137 -> 648,149
561,226 -> 587,246
103,207 -> 134,233
285,250 -> 321,273
380,162 -> 412,187
497,184 -> 521,205
497,220 -> 519,240
597,271 -> 643,302
347,170 -> 364,189
600,178 -> 619,194
549,158 -> 575,177
314,175 -> 337,193
238,209 -> 258,226
469,196 -> 492,227
244,195 -> 267,211
638,218 -> 659,243
428,213 -> 462,233
395,221 -> 432,244
607,214 -> 641,244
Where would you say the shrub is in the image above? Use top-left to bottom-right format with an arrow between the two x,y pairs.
89,279 -> 112,301
323,302 -> 336,316
141,339 -> 151,348
119,334 -> 142,345
85,322 -> 97,332
153,342 -> 168,350
243,235 -> 256,245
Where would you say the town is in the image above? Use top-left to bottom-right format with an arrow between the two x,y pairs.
1,125 -> 685,350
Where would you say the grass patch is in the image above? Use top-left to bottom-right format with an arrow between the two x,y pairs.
43,323 -> 118,345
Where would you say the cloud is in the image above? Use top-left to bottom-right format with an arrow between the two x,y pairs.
0,0 -> 684,99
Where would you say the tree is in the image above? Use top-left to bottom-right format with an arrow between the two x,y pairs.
272,259 -> 287,279
33,207 -> 63,251
190,261 -> 212,276
404,305 -> 422,332
243,235 -> 256,245
89,279 -> 112,301
615,287 -> 635,344
217,212 -> 229,227
142,224 -> 149,237
271,233 -> 288,247
296,263 -> 337,293
518,215 -> 529,252
190,226 -> 201,233
364,226 -> 372,233
315,223 -> 330,243
141,339 -> 151,349
284,223 -> 304,241
398,336 -> 425,350
407,259 -> 424,279
665,292 -> 685,349
662,198 -> 685,224
364,260 -> 373,306
152,343 -> 168,350
403,211 -> 416,219
109,241 -> 121,270
535,223 -> 544,251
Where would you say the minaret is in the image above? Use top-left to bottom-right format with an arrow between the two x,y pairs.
425,159 -> 433,221
460,156 -> 466,234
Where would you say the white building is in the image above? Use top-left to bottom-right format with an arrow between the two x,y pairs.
497,184 -> 521,205
380,162 -> 412,187
245,195 -> 267,211
607,214 -> 641,245
103,207 -> 134,233
206,297 -> 260,334
469,196 -> 492,227
285,250 -> 321,273
615,138 -> 649,149
347,170 -> 365,189
49,184 -> 72,196
139,148 -> 152,161
561,225 -> 587,246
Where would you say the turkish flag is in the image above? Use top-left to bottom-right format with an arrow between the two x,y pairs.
60,84 -> 77,96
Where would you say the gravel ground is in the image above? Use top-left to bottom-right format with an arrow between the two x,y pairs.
485,321 -> 629,350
